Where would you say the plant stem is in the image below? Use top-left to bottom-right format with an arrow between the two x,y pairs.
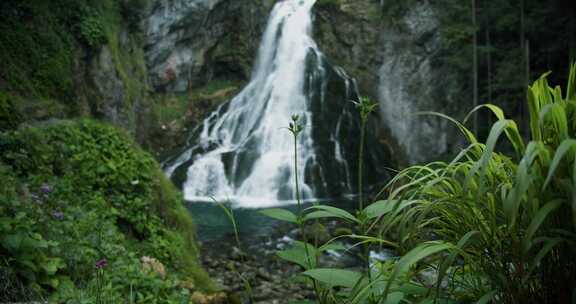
358,115 -> 366,211
294,132 -> 312,267
357,99 -> 376,303
292,121 -> 321,301
294,133 -> 302,213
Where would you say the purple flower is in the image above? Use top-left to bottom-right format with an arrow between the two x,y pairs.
95,258 -> 108,269
52,210 -> 64,220
31,193 -> 43,204
40,183 -> 53,194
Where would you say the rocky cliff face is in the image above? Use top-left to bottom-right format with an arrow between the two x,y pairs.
314,0 -> 463,164
78,27 -> 150,144
0,0 -> 470,164
376,2 -> 462,164
144,0 -> 275,92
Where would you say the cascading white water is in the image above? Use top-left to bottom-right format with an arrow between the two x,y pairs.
169,0 -> 321,207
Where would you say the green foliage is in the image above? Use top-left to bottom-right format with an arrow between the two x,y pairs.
374,64 -> 576,302
261,66 -> 576,303
0,166 -> 65,297
0,1 -> 76,101
315,0 -> 342,9
0,119 -> 212,301
78,15 -> 107,48
0,92 -> 23,132
0,0 -> 148,123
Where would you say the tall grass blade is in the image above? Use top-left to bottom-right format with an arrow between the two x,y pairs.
383,242 -> 452,297
521,200 -> 562,254
304,205 -> 359,223
543,139 -> 576,189
417,111 -> 478,144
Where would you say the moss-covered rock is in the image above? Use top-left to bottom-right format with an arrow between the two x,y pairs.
0,0 -> 151,142
147,80 -> 244,158
0,119 -> 213,302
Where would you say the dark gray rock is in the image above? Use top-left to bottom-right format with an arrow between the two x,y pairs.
314,0 -> 464,164
144,0 -> 275,92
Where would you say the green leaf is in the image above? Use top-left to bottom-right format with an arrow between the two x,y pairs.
260,208 -> 298,223
416,111 -> 477,144
2,232 -> 24,252
525,237 -> 564,281
40,276 -> 60,288
277,242 -> 317,269
435,231 -> 479,299
302,268 -> 362,288
465,104 -> 525,155
41,258 -> 63,275
19,258 -> 38,272
476,291 -> 497,304
543,139 -> 576,189
467,119 -> 513,191
538,103 -> 569,140
304,211 -> 338,221
346,235 -> 398,249
364,200 -> 416,219
566,62 -> 576,101
382,292 -> 404,304
384,242 -> 451,296
319,242 -> 347,252
304,205 -> 358,223
521,200 -> 562,254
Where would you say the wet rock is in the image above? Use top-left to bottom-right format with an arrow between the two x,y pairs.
190,291 -> 228,304
179,279 -> 196,291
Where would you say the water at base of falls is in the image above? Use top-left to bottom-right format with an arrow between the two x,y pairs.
164,0 -> 388,208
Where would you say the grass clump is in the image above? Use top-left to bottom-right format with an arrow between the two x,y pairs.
0,119 -> 213,302
373,64 -> 576,303
261,65 -> 576,303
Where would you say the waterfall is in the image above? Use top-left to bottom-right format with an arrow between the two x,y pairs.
164,0 -> 389,208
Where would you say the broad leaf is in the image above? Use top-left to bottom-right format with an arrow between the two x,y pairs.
304,205 -> 358,223
384,242 -> 451,296
277,242 -> 317,269
476,291 -> 497,304
302,268 -> 362,288
260,208 -> 298,223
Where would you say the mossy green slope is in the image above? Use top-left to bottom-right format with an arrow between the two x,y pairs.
0,119 -> 213,302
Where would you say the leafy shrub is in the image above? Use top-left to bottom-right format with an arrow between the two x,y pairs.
0,165 -> 64,299
78,15 -> 107,48
0,119 -> 212,301
0,92 -> 23,132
